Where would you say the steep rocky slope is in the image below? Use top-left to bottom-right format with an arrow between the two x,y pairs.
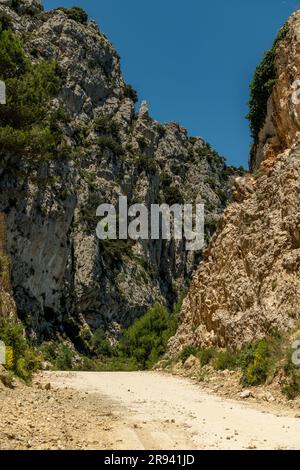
0,0 -> 237,344
250,12 -> 300,171
170,10 -> 300,353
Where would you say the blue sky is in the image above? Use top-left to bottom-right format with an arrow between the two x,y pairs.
44,0 -> 300,168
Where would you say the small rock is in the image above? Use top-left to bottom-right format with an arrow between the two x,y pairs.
265,393 -> 275,403
44,383 -> 51,391
138,100 -> 149,119
240,390 -> 251,399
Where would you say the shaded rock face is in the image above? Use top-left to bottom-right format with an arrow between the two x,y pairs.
170,9 -> 300,354
0,2 -> 236,341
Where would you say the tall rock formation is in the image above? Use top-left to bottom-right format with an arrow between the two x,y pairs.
250,12 -> 300,171
0,1 -> 237,344
170,10 -> 300,353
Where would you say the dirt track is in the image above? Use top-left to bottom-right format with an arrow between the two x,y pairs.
43,371 -> 300,450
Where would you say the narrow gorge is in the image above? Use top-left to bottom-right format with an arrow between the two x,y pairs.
1,0 -> 300,453
1,0 -> 300,368
0,0 -> 239,351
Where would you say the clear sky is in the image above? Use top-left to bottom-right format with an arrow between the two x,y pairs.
44,0 -> 300,168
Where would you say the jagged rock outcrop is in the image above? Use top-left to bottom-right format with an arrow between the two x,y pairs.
251,11 -> 300,170
0,1 -> 237,343
170,10 -> 300,354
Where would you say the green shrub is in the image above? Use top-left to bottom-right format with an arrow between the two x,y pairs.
179,345 -> 198,363
0,29 -> 61,171
198,348 -> 216,366
79,192 -> 102,235
163,185 -> 184,205
213,350 -> 238,371
95,357 -> 140,372
216,189 -> 228,206
53,343 -> 75,370
1,60 -> 60,127
206,151 -> 222,167
0,11 -> 12,31
160,172 -> 172,189
136,154 -> 157,175
282,373 -> 300,400
94,116 -> 120,136
287,309 -> 298,319
99,239 -> 133,263
0,320 -> 41,382
281,354 -> 300,400
15,349 -> 41,382
137,137 -> 147,151
91,329 -> 113,358
157,124 -> 166,138
205,177 -> 217,189
124,84 -> 138,103
49,107 -> 71,127
247,23 -> 289,145
41,341 -> 75,371
58,7 -> 88,25
98,136 -> 124,155
119,303 -> 177,370
0,30 -> 25,79
239,336 -> 282,386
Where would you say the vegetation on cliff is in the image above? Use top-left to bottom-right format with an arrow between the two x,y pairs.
0,26 -> 62,174
57,7 -> 88,25
177,327 -> 300,399
0,319 -> 41,383
38,302 -> 180,372
247,23 -> 289,148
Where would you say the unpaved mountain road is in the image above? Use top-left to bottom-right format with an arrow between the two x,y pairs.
44,371 -> 300,450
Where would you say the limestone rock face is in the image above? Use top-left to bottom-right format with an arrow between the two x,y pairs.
170,144 -> 300,352
0,2 -> 237,341
251,10 -> 300,171
169,10 -> 300,354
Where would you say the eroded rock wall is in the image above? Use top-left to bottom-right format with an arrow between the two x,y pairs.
0,1 -> 237,341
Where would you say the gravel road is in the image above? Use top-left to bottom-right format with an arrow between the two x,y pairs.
46,371 -> 300,450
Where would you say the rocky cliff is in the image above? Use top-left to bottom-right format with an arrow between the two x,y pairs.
0,0 -> 237,345
250,11 -> 300,171
170,10 -> 300,353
